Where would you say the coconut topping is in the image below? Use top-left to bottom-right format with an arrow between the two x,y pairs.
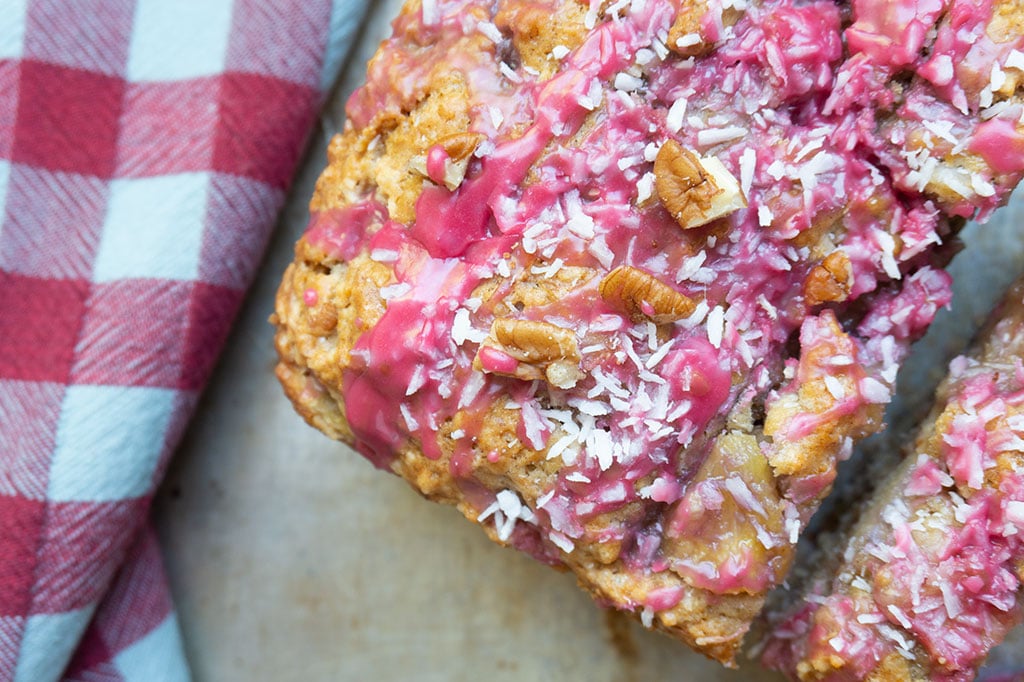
761,280 -> 1024,680
302,0 -> 1024,646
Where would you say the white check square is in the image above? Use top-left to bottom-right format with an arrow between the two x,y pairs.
94,172 -> 210,282
14,607 -> 94,682
48,385 -> 176,502
126,0 -> 234,81
0,159 -> 10,223
114,615 -> 190,682
0,0 -> 26,60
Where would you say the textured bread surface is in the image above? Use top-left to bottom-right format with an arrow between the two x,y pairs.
760,277 -> 1024,681
274,0 -> 1024,665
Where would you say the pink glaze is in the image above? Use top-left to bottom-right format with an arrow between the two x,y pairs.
764,360 -> 1024,679
303,288 -> 318,307
846,0 -> 947,68
425,145 -> 449,186
672,547 -> 770,594
906,457 -> 949,497
971,119 -> 1024,175
944,410 -> 992,490
306,0 -> 1022,609
645,585 -> 685,611
477,346 -> 519,375
306,202 -> 388,262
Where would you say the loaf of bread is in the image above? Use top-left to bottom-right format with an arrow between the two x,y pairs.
759,276 -> 1024,680
273,0 -> 1024,664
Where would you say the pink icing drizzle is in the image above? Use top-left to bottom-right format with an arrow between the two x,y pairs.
306,0 -> 1023,606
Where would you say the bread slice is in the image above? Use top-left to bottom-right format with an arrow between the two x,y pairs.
273,0 -> 1024,664
759,276 -> 1024,681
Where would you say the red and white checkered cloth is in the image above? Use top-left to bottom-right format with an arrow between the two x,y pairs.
0,1 -> 367,679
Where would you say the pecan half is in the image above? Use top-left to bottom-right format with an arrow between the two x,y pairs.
475,318 -> 583,389
655,140 -> 747,230
600,265 -> 697,323
804,250 -> 853,306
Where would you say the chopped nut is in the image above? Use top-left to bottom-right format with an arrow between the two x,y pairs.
493,318 -> 579,362
655,140 -> 747,230
668,0 -> 713,56
545,359 -> 584,390
804,250 -> 853,306
600,265 -> 697,323
668,0 -> 744,57
410,132 -> 486,191
474,319 -> 583,389
306,303 -> 338,336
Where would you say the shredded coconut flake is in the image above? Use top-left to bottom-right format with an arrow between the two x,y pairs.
886,604 -> 912,630
614,72 -> 644,92
477,20 -> 503,43
406,365 -> 426,396
452,308 -> 487,345
380,283 -> 412,301
646,339 -> 674,369
400,403 -> 419,431
725,477 -> 767,517
697,126 -> 747,147
637,172 -> 656,203
739,147 -> 756,198
824,375 -> 846,401
707,305 -> 725,349
549,531 -> 574,552
861,377 -> 891,404
488,106 -> 504,130
421,0 -> 439,25
667,98 -> 688,134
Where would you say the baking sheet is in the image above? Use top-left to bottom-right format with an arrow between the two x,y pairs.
154,2 -> 1024,679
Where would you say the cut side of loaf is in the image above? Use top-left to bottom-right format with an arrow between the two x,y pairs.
273,0 -> 1024,664
759,276 -> 1024,681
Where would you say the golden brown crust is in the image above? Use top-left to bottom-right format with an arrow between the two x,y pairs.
275,0 -> 1024,668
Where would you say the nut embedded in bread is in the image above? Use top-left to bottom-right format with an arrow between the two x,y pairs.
273,0 -> 1024,665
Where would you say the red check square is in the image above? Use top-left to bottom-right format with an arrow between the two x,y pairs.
179,282 -> 242,390
0,496 -> 45,617
12,61 -> 124,178
0,273 -> 89,383
0,62 -> 19,160
212,72 -> 317,188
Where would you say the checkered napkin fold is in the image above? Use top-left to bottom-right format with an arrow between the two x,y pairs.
0,2 -> 368,680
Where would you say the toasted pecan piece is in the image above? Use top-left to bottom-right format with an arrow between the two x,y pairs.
804,251 -> 854,306
475,318 -> 583,389
655,140 -> 747,230
600,265 -> 697,323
